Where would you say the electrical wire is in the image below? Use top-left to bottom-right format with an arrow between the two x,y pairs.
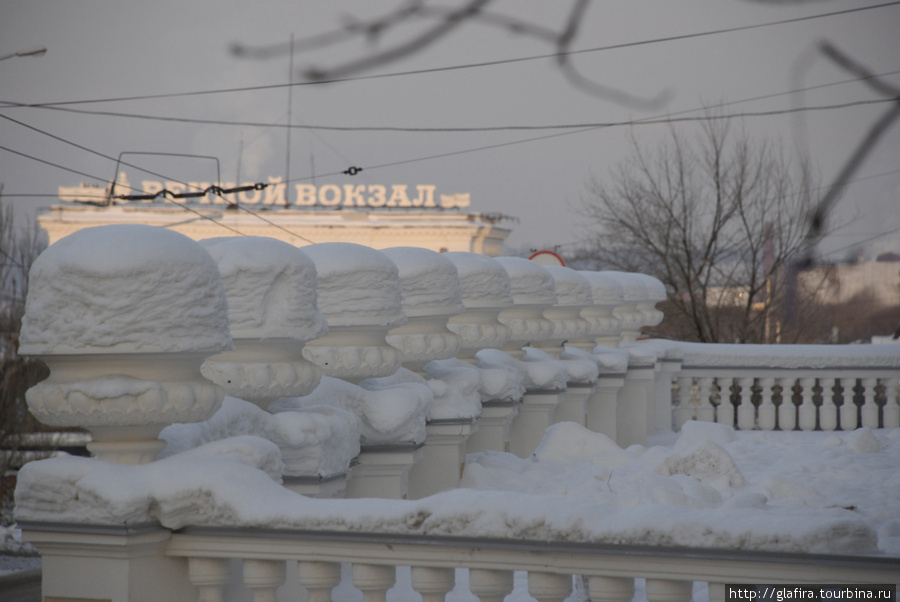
4,96 -> 896,133
2,1 -> 898,109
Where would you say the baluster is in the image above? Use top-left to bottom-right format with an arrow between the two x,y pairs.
819,377 -> 839,431
188,557 -> 230,602
883,378 -> 900,428
353,564 -> 396,602
797,377 -> 817,431
715,377 -> 736,427
674,376 -> 695,430
469,569 -> 514,602
861,377 -> 879,428
528,571 -> 571,602
696,377 -> 714,422
646,578 -> 693,602
777,377 -> 797,431
757,377 -> 776,430
588,576 -> 634,602
736,377 -> 756,430
411,567 -> 455,602
839,378 -> 858,430
243,559 -> 285,602
298,561 -> 342,602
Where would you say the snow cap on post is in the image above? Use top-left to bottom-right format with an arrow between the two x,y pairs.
444,252 -> 514,309
544,265 -> 593,307
20,224 -> 231,355
578,271 -> 626,307
200,236 -> 327,342
381,247 -> 465,317
300,242 -> 406,329
494,256 -> 557,306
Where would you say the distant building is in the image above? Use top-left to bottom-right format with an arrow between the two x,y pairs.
42,174 -> 512,255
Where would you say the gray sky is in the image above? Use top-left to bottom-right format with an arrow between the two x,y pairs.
1,0 -> 898,259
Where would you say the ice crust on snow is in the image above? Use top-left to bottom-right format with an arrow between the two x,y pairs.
300,242 -> 406,328
444,252 -> 514,309
494,257 -> 557,306
19,225 -> 231,354
199,236 -> 327,342
16,422 -> 899,556
381,247 -> 465,317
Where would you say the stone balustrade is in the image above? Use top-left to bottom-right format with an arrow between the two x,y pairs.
15,225 -> 900,602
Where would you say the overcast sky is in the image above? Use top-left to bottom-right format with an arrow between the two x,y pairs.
1,0 -> 898,259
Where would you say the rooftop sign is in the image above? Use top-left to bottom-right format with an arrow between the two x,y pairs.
59,175 -> 471,209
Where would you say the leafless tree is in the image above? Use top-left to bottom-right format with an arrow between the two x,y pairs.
578,115 -> 828,343
0,197 -> 49,511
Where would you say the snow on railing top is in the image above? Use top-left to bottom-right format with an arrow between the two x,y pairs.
444,251 -> 514,309
199,236 -> 327,342
20,224 -> 231,355
301,242 -> 406,329
673,340 -> 900,370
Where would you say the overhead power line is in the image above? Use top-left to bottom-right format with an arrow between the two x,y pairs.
3,96 -> 896,132
1,1 -> 898,109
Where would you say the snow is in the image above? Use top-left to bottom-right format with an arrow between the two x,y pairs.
444,252 -> 514,309
672,341 -> 900,369
19,224 -> 231,355
478,348 -> 567,391
544,266 -> 593,307
199,236 -> 327,342
579,271 -> 625,306
300,243 -> 406,329
382,247 -> 465,317
270,375 -> 430,445
159,396 -> 360,477
14,423 -> 900,556
602,271 -> 648,302
495,257 -> 557,306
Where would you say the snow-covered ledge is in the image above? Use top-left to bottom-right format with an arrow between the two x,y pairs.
199,236 -> 326,409
443,252 -> 523,455
382,247 -> 474,499
494,257 -> 566,458
19,225 -> 231,464
579,271 -> 625,349
604,271 -> 647,346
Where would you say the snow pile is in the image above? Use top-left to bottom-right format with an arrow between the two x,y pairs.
159,397 -> 360,477
19,225 -> 231,354
592,348 -> 630,374
423,359 -> 484,420
381,247 -> 465,317
199,236 -> 327,342
271,375 -> 430,445
602,271 -> 647,303
300,243 -> 406,329
444,252 -> 514,309
16,423 -> 899,556
472,353 -> 527,403
495,257 -> 557,306
558,346 -> 601,383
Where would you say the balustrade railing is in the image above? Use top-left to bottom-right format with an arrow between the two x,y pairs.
668,343 -> 900,432
163,528 -> 899,602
